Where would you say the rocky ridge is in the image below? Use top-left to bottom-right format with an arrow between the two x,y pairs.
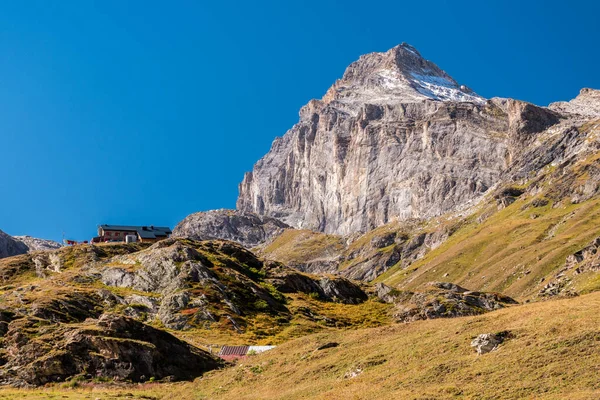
14,235 -> 62,252
0,230 -> 62,259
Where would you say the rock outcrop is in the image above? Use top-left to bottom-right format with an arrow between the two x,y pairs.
173,209 -> 289,248
471,332 -> 510,355
0,230 -> 28,259
549,88 -> 600,119
237,43 -> 562,235
94,239 -> 290,330
264,262 -> 367,304
0,230 -> 62,259
375,282 -> 517,322
0,313 -> 222,386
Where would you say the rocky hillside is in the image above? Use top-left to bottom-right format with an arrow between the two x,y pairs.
237,43 -> 562,235
0,235 -> 524,387
178,291 -> 600,400
173,209 -> 289,248
0,238 -> 401,386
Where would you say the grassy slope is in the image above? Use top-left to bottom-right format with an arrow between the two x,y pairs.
184,291 -> 600,400
259,229 -> 345,266
5,291 -> 600,399
379,196 -> 600,300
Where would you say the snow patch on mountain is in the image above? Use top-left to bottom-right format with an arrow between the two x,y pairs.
410,72 -> 485,104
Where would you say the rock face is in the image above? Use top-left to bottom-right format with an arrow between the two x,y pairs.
173,209 -> 289,248
0,313 -> 222,386
549,88 -> 600,118
0,230 -> 62,259
95,239 -> 290,330
237,43 -> 561,235
14,236 -> 62,252
0,230 -> 28,259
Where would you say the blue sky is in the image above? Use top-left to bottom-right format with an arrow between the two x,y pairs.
1,0 -> 599,242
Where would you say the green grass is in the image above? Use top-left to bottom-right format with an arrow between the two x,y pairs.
379,196 -> 600,300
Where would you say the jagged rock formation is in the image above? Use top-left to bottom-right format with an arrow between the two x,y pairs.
375,282 -> 518,322
237,43 -> 563,235
549,88 -> 600,118
0,313 -> 222,386
264,262 -> 367,304
14,236 -> 61,252
173,209 -> 289,248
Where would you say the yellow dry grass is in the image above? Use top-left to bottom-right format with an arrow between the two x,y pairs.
2,275 -> 600,399
381,197 -> 600,300
180,291 -> 600,400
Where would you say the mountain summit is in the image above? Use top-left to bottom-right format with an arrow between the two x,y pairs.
322,43 -> 485,106
237,44 -> 577,235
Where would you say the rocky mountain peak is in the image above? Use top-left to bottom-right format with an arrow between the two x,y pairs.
322,43 -> 485,106
237,45 -> 580,236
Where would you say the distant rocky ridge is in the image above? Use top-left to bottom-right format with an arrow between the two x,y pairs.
173,209 -> 289,248
0,230 -> 61,259
0,230 -> 28,259
236,43 -> 598,236
13,235 -> 62,252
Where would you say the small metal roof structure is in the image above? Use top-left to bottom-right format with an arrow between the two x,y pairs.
217,345 -> 276,359
218,346 -> 249,357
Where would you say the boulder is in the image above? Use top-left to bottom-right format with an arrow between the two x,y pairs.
471,332 -> 510,355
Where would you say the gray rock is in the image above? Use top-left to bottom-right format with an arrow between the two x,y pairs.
264,262 -> 368,304
471,333 -> 506,355
173,209 -> 289,248
318,277 -> 368,305
392,283 -> 518,322
0,314 -> 222,386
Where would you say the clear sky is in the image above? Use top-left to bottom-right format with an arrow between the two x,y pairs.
1,0 -> 599,242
